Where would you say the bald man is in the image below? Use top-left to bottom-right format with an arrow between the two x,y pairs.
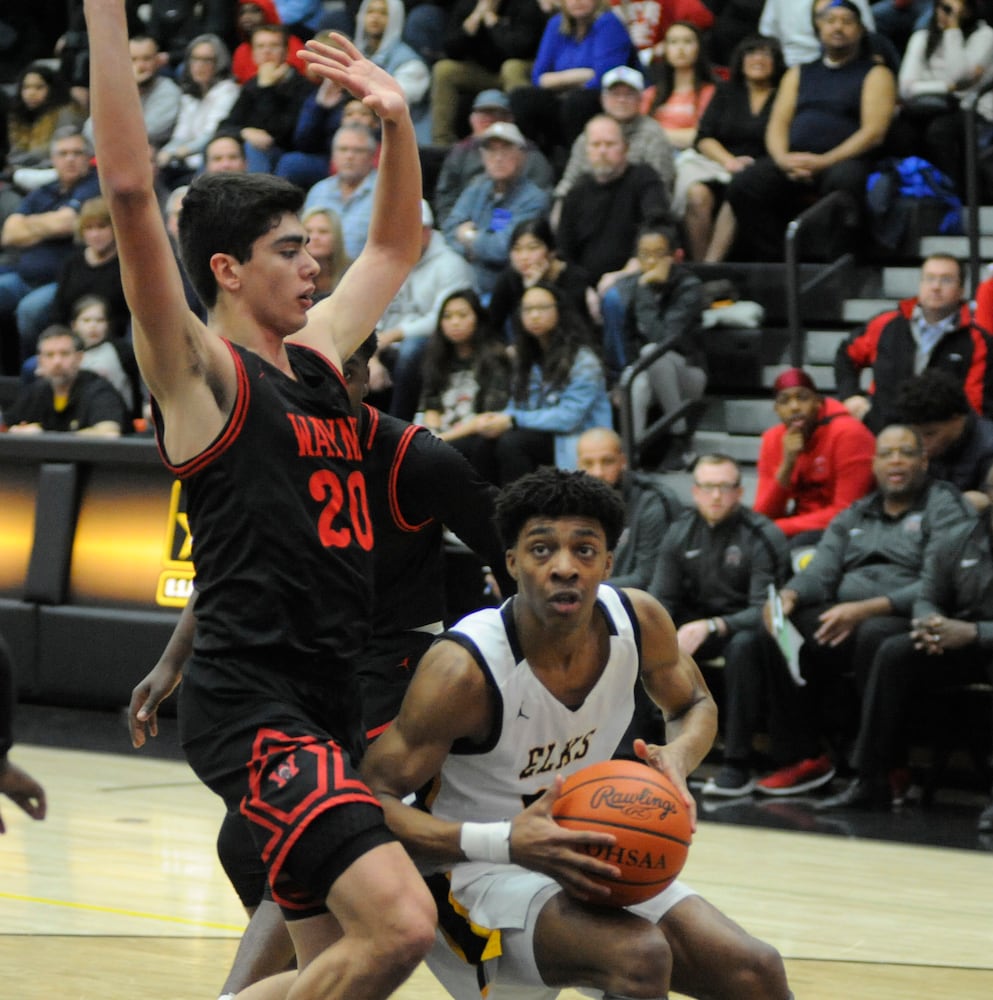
576,427 -> 683,589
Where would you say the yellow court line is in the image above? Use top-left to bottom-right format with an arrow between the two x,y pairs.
0,892 -> 243,933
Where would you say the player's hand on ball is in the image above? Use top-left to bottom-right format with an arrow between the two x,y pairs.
511,775 -> 620,903
633,738 -> 697,832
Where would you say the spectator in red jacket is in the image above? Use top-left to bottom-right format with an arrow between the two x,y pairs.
835,253 -> 993,433
754,368 -> 876,545
231,0 -> 307,84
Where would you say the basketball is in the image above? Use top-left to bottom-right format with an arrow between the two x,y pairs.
551,759 -> 693,907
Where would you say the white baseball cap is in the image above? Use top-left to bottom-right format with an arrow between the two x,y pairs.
479,121 -> 527,149
601,66 -> 645,92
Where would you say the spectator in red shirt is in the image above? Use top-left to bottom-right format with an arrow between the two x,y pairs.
754,367 -> 876,546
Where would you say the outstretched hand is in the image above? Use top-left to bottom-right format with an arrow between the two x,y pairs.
299,34 -> 409,124
0,758 -> 46,833
511,774 -> 620,903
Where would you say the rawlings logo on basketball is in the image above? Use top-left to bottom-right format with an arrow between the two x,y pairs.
588,783 -> 680,822
552,759 -> 692,907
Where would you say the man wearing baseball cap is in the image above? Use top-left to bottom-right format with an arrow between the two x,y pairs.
554,64 -> 675,207
442,121 -> 550,296
429,0 -> 547,146
754,367 -> 876,545
433,88 -> 553,224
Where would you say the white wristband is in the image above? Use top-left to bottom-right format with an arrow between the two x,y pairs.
460,821 -> 512,863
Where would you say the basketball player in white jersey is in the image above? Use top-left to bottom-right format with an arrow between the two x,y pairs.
361,468 -> 794,999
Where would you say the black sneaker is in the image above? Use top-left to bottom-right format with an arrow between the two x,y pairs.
702,765 -> 755,798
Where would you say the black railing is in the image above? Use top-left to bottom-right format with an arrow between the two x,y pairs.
962,78 -> 993,296
616,343 -> 706,470
784,190 -> 858,367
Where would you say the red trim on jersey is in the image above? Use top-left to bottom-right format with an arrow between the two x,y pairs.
290,341 -> 348,391
389,425 -> 434,532
361,401 -> 381,452
159,339 -> 252,478
365,719 -> 394,741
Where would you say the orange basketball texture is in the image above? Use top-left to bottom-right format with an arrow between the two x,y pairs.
551,759 -> 692,907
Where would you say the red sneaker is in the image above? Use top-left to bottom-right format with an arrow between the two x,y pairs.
755,755 -> 836,796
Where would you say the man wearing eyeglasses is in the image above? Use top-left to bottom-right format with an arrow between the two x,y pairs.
648,453 -> 801,797
835,253 -> 993,433
818,458 -> 993,815
766,425 -> 975,799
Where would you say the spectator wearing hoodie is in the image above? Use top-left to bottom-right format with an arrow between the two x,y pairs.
231,0 -> 308,84
354,0 -> 433,144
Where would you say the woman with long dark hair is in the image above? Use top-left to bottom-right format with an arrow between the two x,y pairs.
487,216 -> 592,338
474,281 -> 613,483
418,288 -> 511,480
643,20 -> 716,151
4,62 -> 83,190
678,34 -> 785,261
893,0 -> 993,192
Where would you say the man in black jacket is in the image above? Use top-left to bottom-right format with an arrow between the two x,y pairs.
769,425 -> 976,797
650,453 -> 803,797
820,464 -> 993,814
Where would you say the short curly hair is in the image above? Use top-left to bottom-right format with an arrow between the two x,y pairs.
895,370 -> 970,424
494,467 -> 626,551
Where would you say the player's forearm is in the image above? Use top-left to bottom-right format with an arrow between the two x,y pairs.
663,694 -> 719,778
84,0 -> 156,197
365,112 -> 422,273
376,793 -> 469,866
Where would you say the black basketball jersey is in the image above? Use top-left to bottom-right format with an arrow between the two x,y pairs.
359,404 -> 505,633
153,340 -> 374,677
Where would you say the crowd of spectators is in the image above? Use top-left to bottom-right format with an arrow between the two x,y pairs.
1,1 -> 993,830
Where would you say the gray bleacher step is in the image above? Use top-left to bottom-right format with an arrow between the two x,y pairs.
881,266 -> 923,299
723,398 -> 777,436
842,298 -> 893,323
980,206 -> 993,233
694,429 -> 762,465
805,329 -> 849,365
919,235 -> 993,258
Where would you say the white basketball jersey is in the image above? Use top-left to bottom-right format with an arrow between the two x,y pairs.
429,585 -> 642,825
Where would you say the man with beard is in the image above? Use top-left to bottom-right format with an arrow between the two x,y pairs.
764,425 -> 974,796
726,0 -> 894,261
557,114 -> 672,291
754,367 -> 876,546
819,460 -> 993,811
3,325 -> 125,435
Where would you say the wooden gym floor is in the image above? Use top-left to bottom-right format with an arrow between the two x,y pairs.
2,706 -> 992,999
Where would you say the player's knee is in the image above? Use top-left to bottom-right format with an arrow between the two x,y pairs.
608,928 -> 672,997
376,885 -> 437,973
731,939 -> 789,998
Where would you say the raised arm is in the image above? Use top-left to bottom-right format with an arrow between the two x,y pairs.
84,0 -> 230,454
292,35 -> 422,364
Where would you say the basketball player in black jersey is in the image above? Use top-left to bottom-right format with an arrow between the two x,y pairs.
85,3 -> 435,998
129,336 -> 514,997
